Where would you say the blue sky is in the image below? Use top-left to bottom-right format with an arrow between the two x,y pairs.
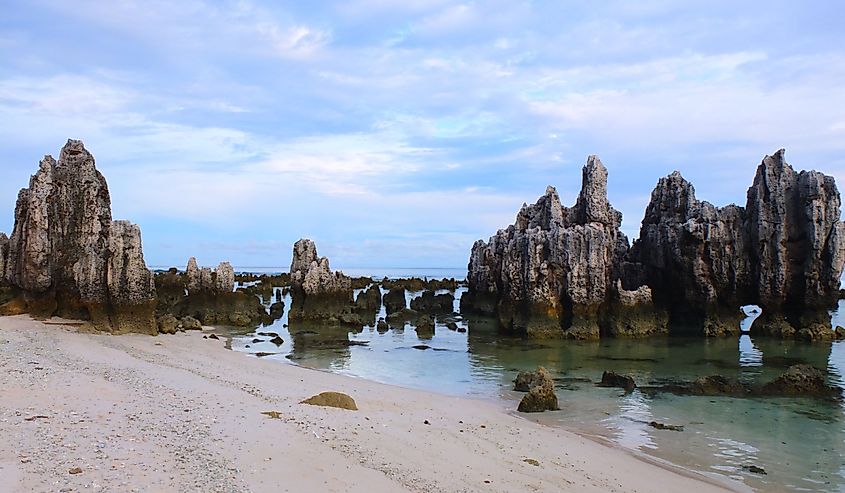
1,1 -> 844,270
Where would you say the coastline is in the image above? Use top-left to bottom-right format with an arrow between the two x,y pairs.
0,315 -> 743,493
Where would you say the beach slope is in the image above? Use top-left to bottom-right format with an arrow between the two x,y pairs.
0,315 -> 737,492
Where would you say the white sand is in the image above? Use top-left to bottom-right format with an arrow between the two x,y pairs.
0,315 -> 743,492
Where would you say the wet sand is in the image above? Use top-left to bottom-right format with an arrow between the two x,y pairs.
0,315 -> 742,492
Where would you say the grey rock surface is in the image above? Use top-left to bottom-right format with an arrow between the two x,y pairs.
0,232 -> 8,284
288,239 -> 354,322
465,150 -> 845,339
1,140 -> 157,333
464,156 -> 626,338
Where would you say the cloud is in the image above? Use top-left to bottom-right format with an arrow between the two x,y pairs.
3,0 -> 845,268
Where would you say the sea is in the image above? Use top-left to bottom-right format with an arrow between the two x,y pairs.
207,267 -> 845,493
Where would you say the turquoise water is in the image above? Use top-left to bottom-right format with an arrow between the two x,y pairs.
218,284 -> 845,492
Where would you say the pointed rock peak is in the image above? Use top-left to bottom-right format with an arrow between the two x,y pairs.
58,139 -> 99,175
517,185 -> 563,230
39,155 -> 56,171
291,238 -> 319,274
759,148 -> 791,173
585,154 -> 606,173
61,139 -> 88,156
575,154 -> 613,225
658,171 -> 695,195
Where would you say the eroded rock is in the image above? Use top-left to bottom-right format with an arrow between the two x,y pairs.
464,150 -> 845,339
288,239 -> 354,323
598,371 -> 636,393
300,391 -> 358,411
516,367 -> 559,413
1,140 -> 157,333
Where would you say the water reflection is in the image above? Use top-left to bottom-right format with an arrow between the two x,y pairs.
738,335 -> 763,367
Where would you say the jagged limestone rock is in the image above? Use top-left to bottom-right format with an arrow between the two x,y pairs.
215,262 -> 235,294
156,258 -> 265,327
465,150 -> 845,339
288,239 -> 354,323
102,220 -> 157,334
746,150 -> 845,337
0,140 -> 157,333
625,170 -> 750,336
186,257 -> 201,294
601,282 -> 669,338
465,156 -> 627,339
0,232 -> 8,285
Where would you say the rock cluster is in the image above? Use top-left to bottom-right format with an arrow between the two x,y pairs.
155,259 -> 266,328
0,140 -> 157,334
410,291 -> 455,314
186,257 -> 234,295
288,239 -> 355,324
464,150 -> 845,340
640,364 -> 841,400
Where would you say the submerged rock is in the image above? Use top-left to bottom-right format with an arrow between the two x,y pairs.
689,375 -> 749,396
649,421 -> 684,432
760,364 -> 839,398
0,140 -> 157,333
598,371 -> 636,393
641,365 -> 839,400
410,290 -> 454,314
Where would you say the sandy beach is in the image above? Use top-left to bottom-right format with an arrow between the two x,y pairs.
0,315 -> 741,493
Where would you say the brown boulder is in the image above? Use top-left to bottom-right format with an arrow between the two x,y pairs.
300,392 -> 358,411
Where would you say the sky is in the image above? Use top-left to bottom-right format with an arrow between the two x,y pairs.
1,1 -> 845,271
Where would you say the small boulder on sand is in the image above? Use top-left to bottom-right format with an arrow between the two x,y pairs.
157,314 -> 179,335
181,316 -> 202,331
301,392 -> 358,411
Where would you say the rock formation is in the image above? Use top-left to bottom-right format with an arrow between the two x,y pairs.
463,156 -> 629,339
514,367 -> 559,413
410,290 -> 454,314
0,140 -> 157,334
0,232 -> 8,283
184,257 -> 234,295
288,239 -> 355,323
626,149 -> 845,339
155,258 -> 265,328
624,171 -> 751,336
465,150 -> 845,340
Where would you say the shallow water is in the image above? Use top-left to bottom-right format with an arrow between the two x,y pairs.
217,285 -> 845,492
